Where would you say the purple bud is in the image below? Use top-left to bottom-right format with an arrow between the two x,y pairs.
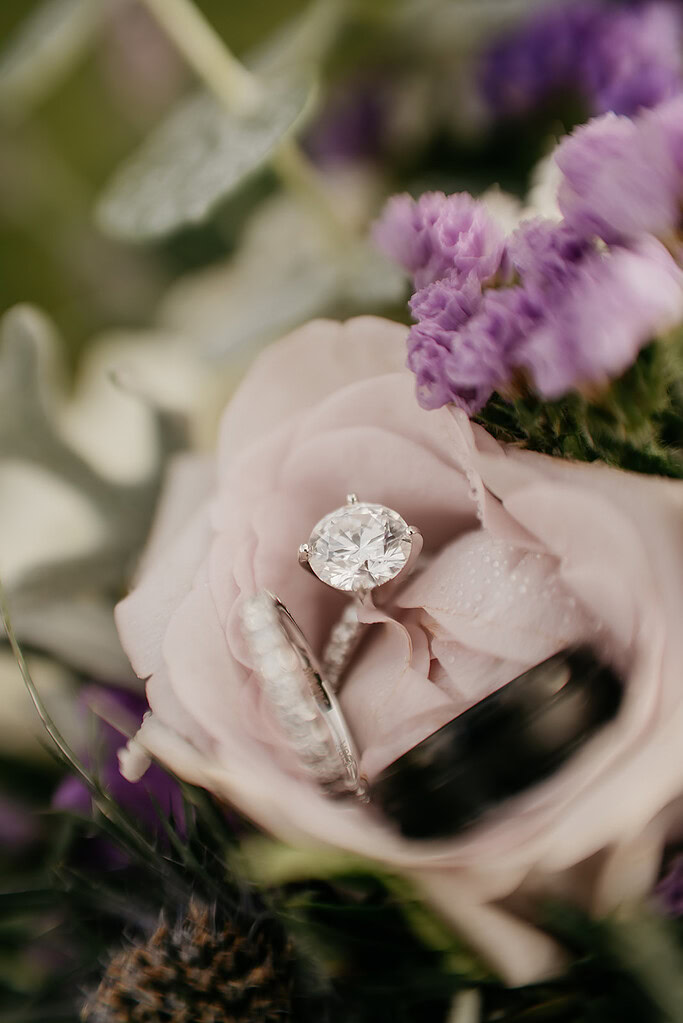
557,111 -> 679,243
656,853 -> 683,916
373,191 -> 505,290
516,237 -> 683,397
52,686 -> 185,843
479,0 -> 683,120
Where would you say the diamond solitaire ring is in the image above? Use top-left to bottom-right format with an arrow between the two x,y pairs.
240,591 -> 365,799
299,495 -> 422,687
299,495 -> 422,594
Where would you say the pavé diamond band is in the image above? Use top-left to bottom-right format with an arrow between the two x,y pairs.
240,591 -> 366,799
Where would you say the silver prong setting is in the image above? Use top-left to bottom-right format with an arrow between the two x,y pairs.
298,543 -> 311,566
404,527 -> 423,575
346,493 -> 359,505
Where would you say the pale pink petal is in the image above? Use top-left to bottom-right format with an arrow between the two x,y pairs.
592,822 -> 667,914
341,619 -> 456,778
218,317 -> 408,469
137,453 -> 214,575
411,870 -> 567,987
115,503 -> 212,678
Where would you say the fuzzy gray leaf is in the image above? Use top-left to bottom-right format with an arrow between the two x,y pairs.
0,0 -> 100,119
159,193 -> 406,360
96,71 -> 314,241
0,305 -> 185,675
251,0 -> 344,77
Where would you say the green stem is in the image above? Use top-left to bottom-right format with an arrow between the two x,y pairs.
138,0 -> 350,242
272,140 -> 350,245
139,0 -> 262,115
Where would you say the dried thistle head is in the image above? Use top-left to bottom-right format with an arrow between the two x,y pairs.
82,899 -> 297,1023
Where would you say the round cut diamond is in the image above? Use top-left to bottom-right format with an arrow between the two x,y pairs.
308,502 -> 412,592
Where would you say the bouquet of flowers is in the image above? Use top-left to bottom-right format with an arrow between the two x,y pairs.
3,1 -> 683,1021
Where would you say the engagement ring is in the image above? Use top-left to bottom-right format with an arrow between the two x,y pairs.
299,495 -> 423,686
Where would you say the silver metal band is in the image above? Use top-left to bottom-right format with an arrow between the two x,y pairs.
241,591 -> 366,799
321,601 -> 365,690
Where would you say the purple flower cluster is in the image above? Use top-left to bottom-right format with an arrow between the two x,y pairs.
374,173 -> 683,412
305,77 -> 390,167
480,0 -> 682,119
53,686 -> 185,858
557,94 -> 683,244
515,232 -> 683,397
656,853 -> 683,916
372,191 -> 506,291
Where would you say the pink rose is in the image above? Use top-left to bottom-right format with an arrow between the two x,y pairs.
116,317 -> 683,985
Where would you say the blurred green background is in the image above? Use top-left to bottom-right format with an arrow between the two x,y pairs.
0,0 -> 313,364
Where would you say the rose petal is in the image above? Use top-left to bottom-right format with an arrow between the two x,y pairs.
218,317 -> 408,468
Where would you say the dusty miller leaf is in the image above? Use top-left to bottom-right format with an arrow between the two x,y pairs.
0,0 -> 100,119
0,305 -> 184,677
250,0 -> 345,76
159,191 -> 406,359
95,68 -> 315,241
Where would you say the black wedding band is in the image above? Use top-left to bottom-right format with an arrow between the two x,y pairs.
369,647 -> 623,840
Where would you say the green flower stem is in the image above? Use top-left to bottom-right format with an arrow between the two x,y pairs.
608,908 -> 683,1022
138,0 -> 350,243
138,0 -> 262,115
0,578 -> 161,863
272,140 -> 351,245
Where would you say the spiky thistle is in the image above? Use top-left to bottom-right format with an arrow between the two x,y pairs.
82,899 -> 298,1023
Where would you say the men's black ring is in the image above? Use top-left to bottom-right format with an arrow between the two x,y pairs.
369,646 -> 623,840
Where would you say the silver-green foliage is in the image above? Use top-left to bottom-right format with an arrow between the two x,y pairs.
95,70 -> 315,241
0,305 -> 184,676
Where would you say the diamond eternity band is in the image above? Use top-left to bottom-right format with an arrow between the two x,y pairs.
240,591 -> 365,799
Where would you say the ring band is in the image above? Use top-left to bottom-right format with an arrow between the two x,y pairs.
369,647 -> 623,839
321,602 -> 365,690
241,591 -> 365,798
243,600 -> 623,836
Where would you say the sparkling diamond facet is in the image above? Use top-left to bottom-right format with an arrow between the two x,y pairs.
307,502 -> 412,592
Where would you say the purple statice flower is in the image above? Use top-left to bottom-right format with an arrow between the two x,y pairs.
649,91 -> 683,178
305,77 -> 389,167
408,282 -> 534,413
585,1 -> 682,115
406,322 -> 459,411
53,685 -> 185,843
479,1 -> 602,116
446,287 -> 537,410
479,0 -> 683,120
656,853 -> 683,916
409,270 -> 482,329
556,108 -> 680,243
372,191 -> 506,290
402,211 -> 683,412
508,217 -> 590,289
515,234 -> 683,396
